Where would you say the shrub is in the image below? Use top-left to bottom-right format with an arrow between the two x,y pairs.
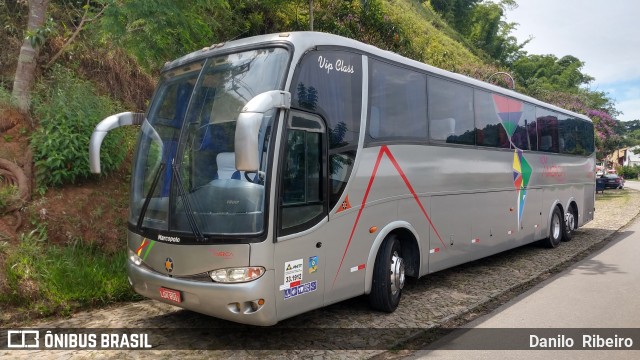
619,165 -> 640,180
2,227 -> 135,314
31,65 -> 127,187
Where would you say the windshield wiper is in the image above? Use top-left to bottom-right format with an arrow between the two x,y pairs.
172,162 -> 206,242
136,162 -> 166,232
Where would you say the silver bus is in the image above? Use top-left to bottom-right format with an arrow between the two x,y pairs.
89,32 -> 595,326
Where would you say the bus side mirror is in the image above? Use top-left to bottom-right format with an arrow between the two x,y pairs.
89,112 -> 144,173
235,90 -> 291,171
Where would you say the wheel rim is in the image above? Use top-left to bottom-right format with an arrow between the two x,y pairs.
390,251 -> 405,295
567,211 -> 576,232
552,212 -> 561,239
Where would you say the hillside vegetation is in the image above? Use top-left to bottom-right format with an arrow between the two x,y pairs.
0,0 -> 626,321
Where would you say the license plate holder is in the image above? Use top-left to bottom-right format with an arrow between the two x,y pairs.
159,287 -> 182,304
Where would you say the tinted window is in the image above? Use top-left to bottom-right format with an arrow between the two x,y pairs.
428,77 -> 474,145
474,90 -> 509,148
536,108 -> 559,153
291,51 -> 362,208
577,119 -> 595,155
367,60 -> 427,140
559,116 -> 593,155
512,103 -> 537,151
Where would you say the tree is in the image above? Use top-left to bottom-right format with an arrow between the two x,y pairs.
430,0 -> 481,34
12,0 -> 50,112
430,0 -> 527,65
511,54 -> 594,93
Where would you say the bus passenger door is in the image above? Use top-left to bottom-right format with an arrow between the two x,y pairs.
274,110 -> 328,321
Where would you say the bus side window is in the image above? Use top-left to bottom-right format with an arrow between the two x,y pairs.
430,118 -> 455,141
429,77 -> 474,145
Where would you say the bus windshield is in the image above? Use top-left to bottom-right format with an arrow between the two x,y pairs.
129,47 -> 289,237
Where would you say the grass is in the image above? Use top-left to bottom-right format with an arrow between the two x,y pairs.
0,183 -> 19,210
2,227 -> 138,316
595,188 -> 630,202
381,0 -> 484,70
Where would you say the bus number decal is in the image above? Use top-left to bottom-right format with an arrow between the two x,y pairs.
279,259 -> 304,290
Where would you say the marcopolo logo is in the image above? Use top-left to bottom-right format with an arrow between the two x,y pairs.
158,234 -> 181,243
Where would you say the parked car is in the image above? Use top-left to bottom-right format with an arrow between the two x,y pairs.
599,174 -> 625,189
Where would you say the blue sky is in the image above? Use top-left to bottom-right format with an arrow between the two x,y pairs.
506,0 -> 640,121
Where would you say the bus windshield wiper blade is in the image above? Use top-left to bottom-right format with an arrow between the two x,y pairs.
172,162 -> 206,242
136,162 -> 166,232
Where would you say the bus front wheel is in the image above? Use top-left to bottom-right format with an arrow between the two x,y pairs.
369,234 -> 405,312
543,207 -> 564,248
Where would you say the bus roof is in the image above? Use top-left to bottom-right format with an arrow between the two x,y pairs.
163,31 -> 591,123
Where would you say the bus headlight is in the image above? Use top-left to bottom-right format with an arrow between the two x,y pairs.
128,249 -> 143,266
210,267 -> 265,283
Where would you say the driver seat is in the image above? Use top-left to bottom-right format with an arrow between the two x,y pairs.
216,152 -> 243,180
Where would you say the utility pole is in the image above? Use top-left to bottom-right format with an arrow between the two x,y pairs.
309,0 -> 314,31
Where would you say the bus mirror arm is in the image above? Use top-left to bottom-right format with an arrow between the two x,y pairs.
89,112 -> 144,174
235,91 -> 291,172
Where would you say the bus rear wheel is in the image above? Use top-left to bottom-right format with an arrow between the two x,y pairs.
543,207 -> 564,248
369,234 -> 405,312
562,206 -> 577,242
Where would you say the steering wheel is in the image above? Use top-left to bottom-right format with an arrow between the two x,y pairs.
244,171 -> 264,184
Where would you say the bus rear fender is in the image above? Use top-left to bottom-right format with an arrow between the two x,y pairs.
565,197 -> 578,220
364,222 -> 421,295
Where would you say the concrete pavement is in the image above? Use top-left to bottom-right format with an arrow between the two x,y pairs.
624,180 -> 640,192
409,197 -> 640,359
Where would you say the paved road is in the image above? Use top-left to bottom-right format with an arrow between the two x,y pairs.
410,206 -> 640,360
624,179 -> 640,192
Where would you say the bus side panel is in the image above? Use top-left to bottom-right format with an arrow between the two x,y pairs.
427,188 -> 543,274
323,201 -> 397,306
523,187 -> 545,242
426,194 -> 473,273
581,183 -> 596,225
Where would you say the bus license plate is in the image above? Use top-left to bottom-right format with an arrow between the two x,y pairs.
159,287 -> 182,304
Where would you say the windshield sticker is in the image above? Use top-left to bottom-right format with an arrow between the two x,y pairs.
283,280 -> 317,300
279,259 -> 303,291
308,256 -> 318,274
136,238 -> 156,261
318,55 -> 355,75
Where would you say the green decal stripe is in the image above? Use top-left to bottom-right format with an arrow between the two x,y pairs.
502,121 -> 518,137
521,156 -> 533,187
143,240 -> 156,261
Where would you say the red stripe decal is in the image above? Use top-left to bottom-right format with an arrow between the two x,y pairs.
332,147 -> 386,288
332,145 -> 445,289
136,239 -> 149,255
383,147 -> 447,249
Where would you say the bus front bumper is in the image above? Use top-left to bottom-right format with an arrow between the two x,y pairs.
127,261 -> 278,326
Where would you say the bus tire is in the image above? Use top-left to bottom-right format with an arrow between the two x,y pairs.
369,234 -> 405,312
562,206 -> 577,242
544,207 -> 564,248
